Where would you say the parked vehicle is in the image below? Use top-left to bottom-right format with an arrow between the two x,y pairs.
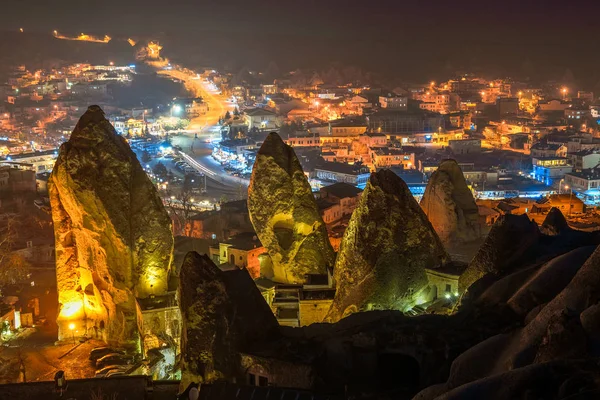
95,365 -> 127,378
96,353 -> 132,369
89,347 -> 123,362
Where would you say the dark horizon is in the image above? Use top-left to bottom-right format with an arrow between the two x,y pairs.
3,0 -> 600,86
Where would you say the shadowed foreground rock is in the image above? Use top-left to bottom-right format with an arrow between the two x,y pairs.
49,105 -> 173,345
248,132 -> 335,284
459,214 -> 540,292
540,206 -> 570,235
179,251 -> 280,389
420,159 -> 480,246
326,169 -> 449,322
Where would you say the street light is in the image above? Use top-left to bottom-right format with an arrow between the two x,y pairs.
68,323 -> 75,345
564,185 -> 573,217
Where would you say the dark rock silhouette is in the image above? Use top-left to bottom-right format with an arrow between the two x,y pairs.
540,207 -> 569,235
459,214 -> 540,292
179,251 -> 279,388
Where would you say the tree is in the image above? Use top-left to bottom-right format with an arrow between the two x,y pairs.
0,217 -> 31,292
224,111 -> 231,120
152,162 -> 168,178
234,107 -> 240,116
165,174 -> 197,236
141,151 -> 152,164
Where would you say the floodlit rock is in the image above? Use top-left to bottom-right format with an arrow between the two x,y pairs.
49,105 -> 173,346
248,132 -> 335,284
420,159 -> 480,245
459,214 -> 540,292
179,251 -> 279,389
326,169 -> 449,321
540,207 -> 570,235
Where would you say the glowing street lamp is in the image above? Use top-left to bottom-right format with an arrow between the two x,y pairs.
68,323 -> 76,345
561,87 -> 568,99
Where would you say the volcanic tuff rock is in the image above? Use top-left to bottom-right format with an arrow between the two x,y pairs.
326,169 -> 449,322
248,132 -> 335,284
540,207 -> 570,235
49,105 -> 173,345
179,251 -> 279,389
415,244 -> 600,400
420,159 -> 480,246
459,214 -> 540,292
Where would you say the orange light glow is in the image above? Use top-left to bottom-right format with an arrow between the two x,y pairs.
60,301 -> 83,318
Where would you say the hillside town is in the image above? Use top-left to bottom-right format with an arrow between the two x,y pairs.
1,21 -> 600,400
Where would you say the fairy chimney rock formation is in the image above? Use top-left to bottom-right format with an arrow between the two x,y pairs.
179,251 -> 279,389
248,132 -> 335,284
420,159 -> 481,246
326,169 -> 449,322
49,105 -> 173,345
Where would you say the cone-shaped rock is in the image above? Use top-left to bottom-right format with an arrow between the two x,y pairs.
326,169 -> 449,321
248,132 -> 335,284
540,207 -> 570,235
49,105 -> 173,345
459,214 -> 539,292
420,159 -> 481,246
179,251 -> 279,389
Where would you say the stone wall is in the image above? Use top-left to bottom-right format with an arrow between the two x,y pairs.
299,299 -> 333,326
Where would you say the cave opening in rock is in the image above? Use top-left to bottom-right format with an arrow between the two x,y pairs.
378,352 -> 420,394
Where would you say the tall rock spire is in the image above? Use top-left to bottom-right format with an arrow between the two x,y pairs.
49,105 -> 174,345
327,169 -> 449,322
420,159 -> 481,246
248,132 -> 335,284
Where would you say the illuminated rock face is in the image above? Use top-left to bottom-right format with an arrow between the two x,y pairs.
420,159 -> 480,246
459,214 -> 540,292
248,132 -> 335,284
49,105 -> 173,346
179,251 -> 279,389
327,169 -> 449,322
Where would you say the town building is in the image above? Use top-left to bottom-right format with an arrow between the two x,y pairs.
568,150 -> 600,171
379,95 -> 408,110
1,149 -> 58,173
448,139 -> 482,155
564,169 -> 600,203
0,166 -> 36,193
565,107 -> 589,120
371,147 -> 415,169
244,108 -> 280,130
531,156 -> 572,186
367,110 -> 445,135
313,162 -> 371,187
209,232 -> 264,279
317,182 -> 363,225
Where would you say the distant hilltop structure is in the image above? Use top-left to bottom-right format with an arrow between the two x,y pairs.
136,41 -> 163,61
52,30 -> 111,43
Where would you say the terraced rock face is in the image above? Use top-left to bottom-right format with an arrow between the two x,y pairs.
326,169 -> 449,322
49,105 -> 173,346
179,252 -> 279,389
248,132 -> 335,284
420,159 -> 481,246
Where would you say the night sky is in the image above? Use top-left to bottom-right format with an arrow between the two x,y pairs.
3,0 -> 600,85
